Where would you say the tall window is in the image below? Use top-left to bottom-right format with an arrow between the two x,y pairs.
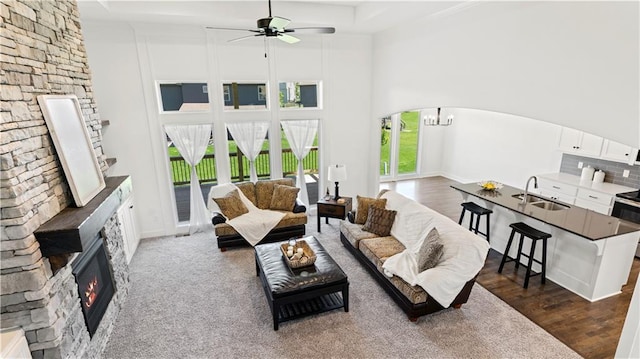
166,133 -> 217,222
380,111 -> 420,179
226,127 -> 271,182
281,121 -> 319,205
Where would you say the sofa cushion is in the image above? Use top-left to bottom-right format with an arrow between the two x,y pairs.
417,227 -> 444,272
255,178 -> 295,209
355,195 -> 387,224
270,184 -> 300,211
215,211 -> 307,237
340,221 -> 378,249
359,237 -> 405,269
359,237 -> 427,304
362,206 -> 397,237
213,189 -> 248,220
235,181 -> 257,206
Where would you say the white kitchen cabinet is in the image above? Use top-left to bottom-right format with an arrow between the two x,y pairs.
558,127 -> 603,157
601,140 -> 637,164
538,178 -> 577,204
575,188 -> 614,215
117,194 -> 140,264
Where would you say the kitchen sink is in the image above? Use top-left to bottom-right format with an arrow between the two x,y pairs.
512,193 -> 569,211
531,201 -> 569,211
512,193 -> 546,203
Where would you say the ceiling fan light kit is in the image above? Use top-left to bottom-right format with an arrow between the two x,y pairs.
206,0 -> 335,44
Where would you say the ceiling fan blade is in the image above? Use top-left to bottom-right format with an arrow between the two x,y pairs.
286,27 -> 336,34
269,16 -> 290,30
278,34 -> 300,44
228,34 -> 263,43
206,26 -> 262,33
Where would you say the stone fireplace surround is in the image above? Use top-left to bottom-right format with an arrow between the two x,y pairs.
1,1 -> 131,358
3,175 -> 133,358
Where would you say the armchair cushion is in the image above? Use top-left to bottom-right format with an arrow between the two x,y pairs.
235,181 -> 257,206
213,189 -> 248,220
255,178 -> 295,209
270,184 -> 300,211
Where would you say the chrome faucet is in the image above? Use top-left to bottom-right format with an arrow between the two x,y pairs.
522,176 -> 538,204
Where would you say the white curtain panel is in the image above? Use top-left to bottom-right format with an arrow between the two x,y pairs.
165,124 -> 213,234
281,119 -> 318,206
227,121 -> 270,182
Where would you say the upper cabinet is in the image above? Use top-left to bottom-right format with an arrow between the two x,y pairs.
557,127 -> 638,164
601,140 -> 637,164
558,128 -> 603,157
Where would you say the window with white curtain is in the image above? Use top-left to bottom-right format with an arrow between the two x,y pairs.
226,122 -> 270,183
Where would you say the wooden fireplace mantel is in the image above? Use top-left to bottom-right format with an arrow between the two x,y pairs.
34,176 -> 132,258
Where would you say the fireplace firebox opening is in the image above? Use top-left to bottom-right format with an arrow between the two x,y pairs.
71,233 -> 116,337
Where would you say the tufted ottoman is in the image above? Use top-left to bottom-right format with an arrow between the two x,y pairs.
254,236 -> 349,330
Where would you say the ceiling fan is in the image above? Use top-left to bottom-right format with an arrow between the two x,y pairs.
206,0 -> 336,44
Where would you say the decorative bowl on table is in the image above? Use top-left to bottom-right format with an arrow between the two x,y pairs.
281,240 -> 316,269
477,180 -> 503,191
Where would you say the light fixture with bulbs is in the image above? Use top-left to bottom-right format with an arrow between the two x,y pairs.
424,107 -> 453,126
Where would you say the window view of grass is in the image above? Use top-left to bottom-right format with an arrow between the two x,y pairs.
380,111 -> 420,176
397,111 -> 419,174
380,117 -> 392,175
167,128 -> 318,184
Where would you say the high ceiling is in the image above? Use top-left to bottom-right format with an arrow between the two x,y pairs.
76,0 -> 468,34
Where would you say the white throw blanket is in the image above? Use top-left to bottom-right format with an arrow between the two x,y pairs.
207,183 -> 285,246
381,190 -> 490,307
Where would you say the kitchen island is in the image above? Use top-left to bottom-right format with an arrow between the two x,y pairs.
452,182 -> 640,301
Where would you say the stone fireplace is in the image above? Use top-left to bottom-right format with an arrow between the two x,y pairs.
1,1 -> 131,358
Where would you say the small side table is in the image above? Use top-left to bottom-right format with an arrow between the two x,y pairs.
317,197 -> 352,232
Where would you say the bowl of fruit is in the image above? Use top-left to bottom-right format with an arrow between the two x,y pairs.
477,180 -> 503,191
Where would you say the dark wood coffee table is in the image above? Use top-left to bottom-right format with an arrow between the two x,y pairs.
254,236 -> 349,330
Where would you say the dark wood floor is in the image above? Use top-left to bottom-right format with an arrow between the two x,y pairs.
381,176 -> 640,359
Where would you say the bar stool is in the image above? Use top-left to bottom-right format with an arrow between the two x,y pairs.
458,202 -> 492,242
498,222 -> 551,289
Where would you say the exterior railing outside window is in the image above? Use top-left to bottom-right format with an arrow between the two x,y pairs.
169,147 -> 318,185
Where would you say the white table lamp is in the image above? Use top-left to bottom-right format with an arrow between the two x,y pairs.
328,164 -> 347,200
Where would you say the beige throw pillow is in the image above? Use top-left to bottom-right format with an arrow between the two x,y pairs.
269,184 -> 300,211
362,205 -> 397,237
355,196 -> 387,224
213,189 -> 248,220
417,227 -> 444,272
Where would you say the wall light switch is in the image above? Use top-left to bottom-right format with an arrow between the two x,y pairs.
623,170 -> 630,178
578,161 -> 583,169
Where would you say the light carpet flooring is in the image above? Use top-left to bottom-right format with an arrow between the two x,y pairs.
103,217 -> 580,358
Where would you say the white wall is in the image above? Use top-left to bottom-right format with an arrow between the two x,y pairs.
372,1 -> 639,147
438,108 -> 563,187
83,21 -> 168,238
82,20 -> 373,237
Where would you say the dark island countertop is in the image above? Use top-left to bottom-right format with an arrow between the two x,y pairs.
451,182 -> 640,241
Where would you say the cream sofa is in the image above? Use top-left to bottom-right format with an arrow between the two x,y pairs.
209,178 -> 307,251
340,189 -> 490,321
